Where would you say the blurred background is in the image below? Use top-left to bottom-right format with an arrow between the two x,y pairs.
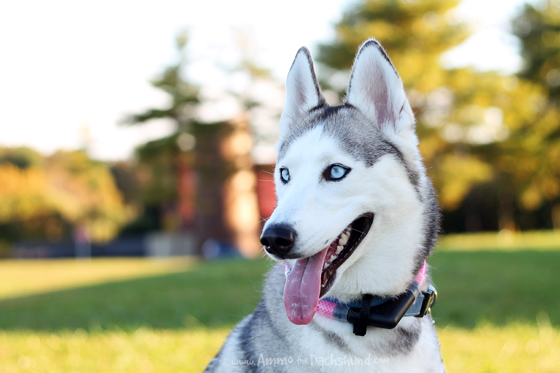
1,0 -> 559,258
1,0 -> 560,372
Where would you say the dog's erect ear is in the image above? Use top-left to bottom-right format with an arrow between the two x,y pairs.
279,47 -> 326,137
345,39 -> 414,137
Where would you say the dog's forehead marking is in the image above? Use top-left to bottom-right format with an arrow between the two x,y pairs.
277,104 -> 420,190
278,105 -> 370,163
279,125 -> 341,167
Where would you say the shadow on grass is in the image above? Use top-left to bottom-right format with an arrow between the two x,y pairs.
0,251 -> 559,332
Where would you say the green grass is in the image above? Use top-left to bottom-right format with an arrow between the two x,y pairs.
429,250 -> 560,328
0,259 -> 271,331
439,323 -> 560,372
0,258 -> 194,300
1,233 -> 560,372
0,328 -> 232,373
438,230 -> 560,251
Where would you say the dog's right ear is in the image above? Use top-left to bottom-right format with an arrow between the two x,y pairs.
279,47 -> 326,138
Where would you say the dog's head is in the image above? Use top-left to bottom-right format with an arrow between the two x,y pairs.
261,40 -> 439,325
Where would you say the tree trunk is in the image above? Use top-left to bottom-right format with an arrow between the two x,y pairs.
552,201 -> 560,230
498,189 -> 516,231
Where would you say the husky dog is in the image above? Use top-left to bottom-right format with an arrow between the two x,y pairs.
206,39 -> 443,372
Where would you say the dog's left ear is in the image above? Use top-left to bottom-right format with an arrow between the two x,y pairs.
346,39 -> 415,139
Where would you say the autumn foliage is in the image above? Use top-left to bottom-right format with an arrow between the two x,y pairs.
0,147 -> 130,243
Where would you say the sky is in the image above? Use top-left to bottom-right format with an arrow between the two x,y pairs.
0,0 -> 538,161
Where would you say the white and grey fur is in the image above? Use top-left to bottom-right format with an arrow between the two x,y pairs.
205,39 -> 444,372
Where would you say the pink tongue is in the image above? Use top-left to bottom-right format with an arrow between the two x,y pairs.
283,247 -> 329,325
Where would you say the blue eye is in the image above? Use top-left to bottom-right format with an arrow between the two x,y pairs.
330,166 -> 346,179
324,164 -> 350,181
280,168 -> 290,183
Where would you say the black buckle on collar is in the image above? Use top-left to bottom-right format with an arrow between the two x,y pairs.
418,287 -> 437,317
352,294 -> 374,336
348,290 -> 416,336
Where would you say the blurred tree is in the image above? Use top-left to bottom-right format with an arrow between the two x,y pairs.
121,30 -> 199,132
121,30 -> 199,232
511,1 -> 560,228
133,133 -> 192,231
317,0 -> 468,94
0,146 -> 43,169
513,1 -> 560,101
0,147 -> 130,243
46,150 -> 131,241
121,30 -> 262,256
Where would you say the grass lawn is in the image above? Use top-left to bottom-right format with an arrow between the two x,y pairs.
1,232 -> 559,372
0,258 -> 194,300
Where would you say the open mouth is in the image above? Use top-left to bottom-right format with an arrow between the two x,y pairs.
283,212 -> 374,325
319,213 -> 374,297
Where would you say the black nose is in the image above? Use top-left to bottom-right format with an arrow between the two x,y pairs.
260,224 -> 296,258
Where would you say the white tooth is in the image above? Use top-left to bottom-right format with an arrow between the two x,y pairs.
330,255 -> 337,262
336,246 -> 343,254
339,235 -> 348,245
324,263 -> 329,270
